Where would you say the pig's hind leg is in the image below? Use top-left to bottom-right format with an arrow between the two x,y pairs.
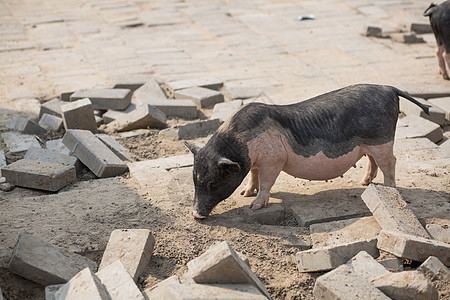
241,166 -> 259,197
364,141 -> 396,187
437,45 -> 449,79
359,154 -> 378,185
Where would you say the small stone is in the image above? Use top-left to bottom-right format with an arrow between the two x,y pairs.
0,182 -> 15,192
365,26 -> 383,37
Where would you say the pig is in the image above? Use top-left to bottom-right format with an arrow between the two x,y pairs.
185,84 -> 429,219
424,1 -> 450,79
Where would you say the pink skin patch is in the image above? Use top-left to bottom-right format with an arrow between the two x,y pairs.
243,129 -> 396,210
192,210 -> 206,219
437,45 -> 450,80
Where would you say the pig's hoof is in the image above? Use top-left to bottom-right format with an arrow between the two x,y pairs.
240,188 -> 257,197
249,198 -> 267,210
192,210 -> 207,219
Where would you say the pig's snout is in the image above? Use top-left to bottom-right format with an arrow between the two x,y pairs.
192,210 -> 207,219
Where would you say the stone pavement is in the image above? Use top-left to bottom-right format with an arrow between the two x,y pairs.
0,0 -> 446,112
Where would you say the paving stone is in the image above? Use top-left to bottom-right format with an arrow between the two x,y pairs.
426,222 -> 450,244
417,256 -> 449,280
428,97 -> 450,124
346,251 -> 389,282
39,98 -> 65,118
61,98 -> 98,133
105,104 -> 166,132
361,184 -> 430,238
242,204 -> 285,225
24,146 -> 82,174
394,138 -> 439,153
396,115 -> 443,143
133,79 -> 167,101
167,77 -> 223,95
102,103 -> 137,124
70,88 -> 132,110
371,271 -> 438,300
310,216 -> 381,248
403,34 -> 425,44
62,129 -> 128,178
184,241 -> 271,299
0,150 -> 5,177
7,232 -> 97,285
379,258 -> 404,272
211,100 -> 243,123
163,283 -> 267,300
365,26 -> 383,37
96,134 -> 132,162
313,264 -> 390,300
408,90 -> 450,100
159,119 -> 221,140
225,87 -> 263,100
129,165 -> 174,188
54,268 -> 108,300
99,229 -> 155,282
1,132 -> 41,154
174,86 -> 224,108
411,23 -> 433,34
0,182 -> 15,192
39,113 -> 64,131
2,159 -> 76,191
9,116 -> 47,135
377,230 -> 450,265
296,239 -> 379,272
128,154 -> 193,171
45,284 -> 64,300
142,275 -> 180,300
400,97 -> 446,125
111,75 -> 151,92
46,139 -> 70,155
135,99 -> 197,119
96,260 -> 144,300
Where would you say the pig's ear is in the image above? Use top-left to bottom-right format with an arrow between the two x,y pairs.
184,141 -> 202,155
218,158 -> 241,174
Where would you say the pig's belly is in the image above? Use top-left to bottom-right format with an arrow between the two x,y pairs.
282,145 -> 363,180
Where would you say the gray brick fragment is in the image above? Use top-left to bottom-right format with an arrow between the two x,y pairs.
396,115 -> 443,143
403,34 -> 425,43
365,26 -> 383,37
46,139 -> 70,155
39,98 -> 65,118
9,116 -> 47,135
39,113 -> 64,131
61,98 -> 98,133
1,132 -> 41,154
2,159 -> 76,191
70,88 -> 132,110
54,268 -> 108,300
105,104 -> 166,132
372,271 -> 438,300
428,97 -> 450,124
167,77 -> 223,94
96,134 -> 132,162
135,99 -> 197,119
345,251 -> 389,282
313,264 -> 389,299
411,23 -> 433,34
142,276 -> 180,300
102,103 -> 136,124
400,97 -> 445,125
8,232 -> 97,285
211,100 -> 242,123
159,119 -> 220,140
24,146 -> 82,174
174,86 -> 224,108
0,150 -> 5,177
62,130 -> 128,178
417,256 -> 449,280
361,184 -> 430,238
99,229 -> 155,282
133,79 -> 167,101
163,283 -> 267,300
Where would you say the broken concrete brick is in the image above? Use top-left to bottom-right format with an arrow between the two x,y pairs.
426,223 -> 450,244
167,77 -> 223,94
1,132 -> 41,154
313,264 -> 389,299
377,230 -> 450,265
62,129 -> 128,178
243,204 -> 285,225
102,103 -> 136,124
96,260 -> 144,300
159,119 -> 221,140
96,134 -> 132,162
45,284 -> 64,300
296,239 -> 379,272
365,26 -> 383,37
346,251 -> 389,282
2,159 -> 76,191
95,115 -> 103,127
372,271 -> 438,300
361,184 -> 430,238
0,150 -> 5,176
174,86 -> 224,108
24,146 -> 82,174
112,75 -> 149,92
8,232 -> 97,285
54,268 -> 108,300
417,256 -> 449,280
396,115 -> 443,143
428,97 -> 450,124
105,104 -> 166,132
46,139 -> 70,155
39,98 -> 65,118
70,88 -> 132,110
225,87 -> 263,100
400,97 -> 445,125
379,258 -> 403,272
135,99 -> 197,119
99,229 -> 155,282
39,113 -> 64,131
184,241 -> 271,298
133,79 -> 167,102
403,34 -> 425,44
163,283 -> 267,300
142,275 -> 180,300
310,216 -> 381,248
411,23 -> 433,34
0,182 -> 14,192
9,116 -> 47,135
211,100 -> 243,123
61,98 -> 98,133
394,138 -> 438,153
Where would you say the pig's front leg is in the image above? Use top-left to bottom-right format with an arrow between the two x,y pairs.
241,166 -> 259,197
249,162 -> 284,210
437,45 -> 449,79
